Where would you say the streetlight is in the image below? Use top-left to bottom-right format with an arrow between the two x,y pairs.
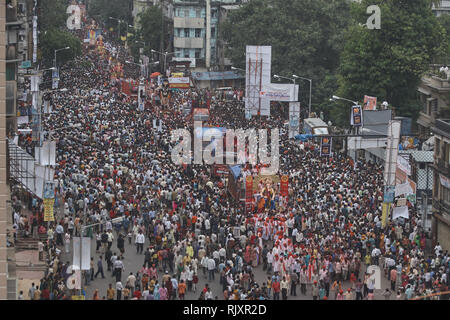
109,17 -> 122,40
293,74 -> 312,117
54,47 -> 70,68
231,66 -> 245,72
331,95 -> 359,105
151,49 -> 178,74
273,74 -> 296,84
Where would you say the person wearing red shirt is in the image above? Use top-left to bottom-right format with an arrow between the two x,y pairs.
272,279 -> 281,300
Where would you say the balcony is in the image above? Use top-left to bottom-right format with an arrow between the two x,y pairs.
174,37 -> 204,49
174,17 -> 204,28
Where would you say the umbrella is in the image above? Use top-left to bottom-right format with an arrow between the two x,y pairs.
150,72 -> 161,78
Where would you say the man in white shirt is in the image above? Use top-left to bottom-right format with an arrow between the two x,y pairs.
135,231 -> 145,254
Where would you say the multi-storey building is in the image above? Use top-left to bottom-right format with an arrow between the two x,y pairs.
417,67 -> 450,138
1,0 -> 14,300
431,119 -> 450,251
433,0 -> 450,16
172,0 -> 244,70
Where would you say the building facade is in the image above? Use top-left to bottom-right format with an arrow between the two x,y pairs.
417,68 -> 450,138
433,0 -> 450,16
1,0 -> 14,300
172,0 -> 243,70
431,119 -> 450,252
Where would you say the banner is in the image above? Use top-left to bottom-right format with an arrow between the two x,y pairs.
397,155 -> 411,176
381,202 -> 391,228
320,137 -> 332,157
43,198 -> 55,222
168,77 -> 190,89
72,237 -> 91,270
384,185 -> 395,203
392,206 -> 409,220
280,175 -> 289,197
245,175 -> 253,212
52,68 -> 59,89
439,173 -> 450,189
395,182 -> 414,197
260,84 -> 298,102
351,105 -> 363,127
363,95 -> 377,111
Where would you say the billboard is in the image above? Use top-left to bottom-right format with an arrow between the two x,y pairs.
169,77 -> 190,89
363,95 -> 377,110
260,84 -> 298,102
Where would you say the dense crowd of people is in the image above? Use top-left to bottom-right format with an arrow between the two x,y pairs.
10,24 -> 449,301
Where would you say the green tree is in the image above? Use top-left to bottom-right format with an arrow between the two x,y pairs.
39,0 -> 67,31
137,5 -> 164,54
40,28 -> 82,68
220,0 -> 353,118
435,13 -> 450,64
336,0 -> 445,126
88,0 -> 133,35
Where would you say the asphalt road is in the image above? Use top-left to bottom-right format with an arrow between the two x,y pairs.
59,227 -> 395,300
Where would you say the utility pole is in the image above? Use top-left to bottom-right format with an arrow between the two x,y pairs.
160,0 -> 165,74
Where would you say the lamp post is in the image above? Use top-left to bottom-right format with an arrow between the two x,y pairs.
273,74 -> 296,84
54,47 -> 70,68
109,17 -> 122,40
231,66 -> 245,72
151,49 -> 178,75
293,75 -> 312,117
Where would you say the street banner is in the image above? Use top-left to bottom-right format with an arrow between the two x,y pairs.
320,137 -> 332,157
384,185 -> 395,203
260,84 -> 298,102
280,175 -> 289,197
439,173 -> 450,189
121,80 -> 131,96
381,202 -> 391,228
168,77 -> 190,89
39,141 -> 56,166
43,198 -> 55,222
72,237 -> 91,270
397,155 -> 411,176
392,206 -> 409,220
52,68 -> 59,89
245,175 -> 253,212
71,295 -> 85,300
351,105 -> 363,127
363,95 -> 377,111
395,182 -> 414,197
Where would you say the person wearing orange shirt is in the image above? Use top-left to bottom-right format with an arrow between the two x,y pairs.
178,279 -> 187,300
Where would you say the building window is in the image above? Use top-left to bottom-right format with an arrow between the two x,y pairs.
196,8 -> 201,18
195,28 -> 201,38
211,27 -> 216,37
195,49 -> 201,59
184,28 -> 190,38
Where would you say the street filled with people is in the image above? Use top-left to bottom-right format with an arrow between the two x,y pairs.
11,25 -> 449,301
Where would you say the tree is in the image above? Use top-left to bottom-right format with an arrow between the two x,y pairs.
220,0 -> 353,118
137,5 -> 164,55
38,0 -> 67,31
336,0 -> 445,125
40,28 -> 82,68
88,0 -> 133,34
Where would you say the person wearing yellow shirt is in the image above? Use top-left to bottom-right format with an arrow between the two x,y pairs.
106,283 -> 115,300
186,244 -> 194,258
183,255 -> 192,266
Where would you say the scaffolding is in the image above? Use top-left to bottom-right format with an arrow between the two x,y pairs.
245,57 -> 263,116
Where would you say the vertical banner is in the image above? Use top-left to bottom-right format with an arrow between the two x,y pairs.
245,175 -> 253,212
320,137 -> 332,157
351,105 -> 363,127
43,198 -> 55,222
72,237 -> 91,270
381,202 -> 391,228
280,175 -> 289,197
289,102 -> 301,139
363,95 -> 377,111
52,68 -> 59,89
